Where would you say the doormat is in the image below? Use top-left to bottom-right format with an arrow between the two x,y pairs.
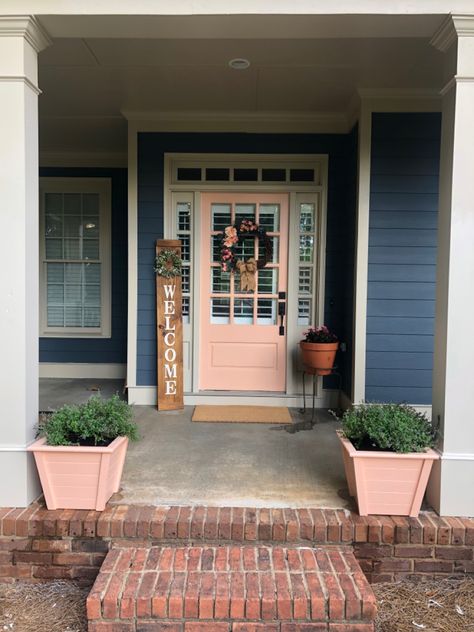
192,405 -> 292,424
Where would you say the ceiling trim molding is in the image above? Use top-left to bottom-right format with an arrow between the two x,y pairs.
431,14 -> 474,52
0,15 -> 51,52
39,151 -> 128,168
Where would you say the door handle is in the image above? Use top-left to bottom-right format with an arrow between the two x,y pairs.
278,301 -> 286,335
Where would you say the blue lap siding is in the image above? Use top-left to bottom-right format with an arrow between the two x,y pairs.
39,168 -> 128,365
137,132 -> 358,393
366,113 -> 441,405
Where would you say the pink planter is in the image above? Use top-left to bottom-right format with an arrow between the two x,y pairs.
300,341 -> 338,375
337,431 -> 439,517
27,437 -> 129,511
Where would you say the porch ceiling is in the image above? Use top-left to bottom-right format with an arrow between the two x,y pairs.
38,14 -> 445,157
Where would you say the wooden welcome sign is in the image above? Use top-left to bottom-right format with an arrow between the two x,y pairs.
155,239 -> 184,410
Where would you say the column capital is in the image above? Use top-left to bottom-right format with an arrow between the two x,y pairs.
430,14 -> 474,53
0,15 -> 51,52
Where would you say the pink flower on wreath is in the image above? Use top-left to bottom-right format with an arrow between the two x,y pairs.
222,263 -> 228,272
223,235 -> 238,247
224,226 -> 237,238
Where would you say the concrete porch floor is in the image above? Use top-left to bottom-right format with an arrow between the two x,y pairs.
39,379 -> 350,509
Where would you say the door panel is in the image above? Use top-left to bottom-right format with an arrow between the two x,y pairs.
199,193 -> 289,391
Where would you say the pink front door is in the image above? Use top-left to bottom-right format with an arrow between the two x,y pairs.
199,193 -> 289,392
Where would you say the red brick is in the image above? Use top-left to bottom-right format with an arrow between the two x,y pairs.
215,571 -> 230,618
110,506 -> 128,538
218,508 -> 232,540
191,506 -> 206,540
244,509 -> 258,541
414,560 -> 454,573
329,625 -> 375,632
152,571 -> 172,617
14,551 -> 52,565
137,506 -> 155,539
123,506 -> 141,538
284,508 -> 299,542
258,508 -> 272,540
281,625 -> 327,632
32,539 -> 70,552
137,571 -> 158,617
199,571 -> 215,618
137,625 -> 182,632
53,552 -> 91,566
272,508 -> 286,541
234,625 -> 279,631
164,506 -> 180,539
230,571 -> 245,618
185,624 -> 229,631
445,517 -> 465,544
297,509 -> 314,541
177,507 -> 192,539
96,505 -> 116,538
33,566 -> 74,579
150,507 -> 169,539
89,623 -> 134,631
168,572 -> 186,618
120,572 -> 141,618
205,507 -> 220,540
311,509 -> 328,542
231,508 -> 244,541
393,545 -> 434,558
373,558 -> 412,572
434,546 -> 473,560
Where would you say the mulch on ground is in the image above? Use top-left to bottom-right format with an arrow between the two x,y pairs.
0,580 -> 90,632
374,577 -> 474,631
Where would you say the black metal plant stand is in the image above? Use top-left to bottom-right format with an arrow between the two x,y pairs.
300,366 -> 342,425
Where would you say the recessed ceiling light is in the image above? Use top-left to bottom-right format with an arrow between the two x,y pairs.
229,58 -> 250,70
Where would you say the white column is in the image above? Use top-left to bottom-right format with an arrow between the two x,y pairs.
428,16 -> 474,516
0,16 -> 50,506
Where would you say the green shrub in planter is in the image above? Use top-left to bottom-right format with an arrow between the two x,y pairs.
39,395 -> 139,447
341,403 -> 436,453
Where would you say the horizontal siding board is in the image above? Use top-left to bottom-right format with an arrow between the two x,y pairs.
367,282 -> 436,301
367,334 -> 434,353
366,369 -> 433,388
366,351 -> 434,370
370,211 -> 438,230
369,228 -> 437,247
368,264 -> 436,283
370,175 -> 439,194
365,113 -> 441,404
368,246 -> 437,266
366,386 -> 432,405
367,317 -> 434,335
368,299 -> 435,318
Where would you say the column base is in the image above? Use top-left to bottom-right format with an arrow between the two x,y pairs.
427,453 -> 474,516
0,449 -> 40,507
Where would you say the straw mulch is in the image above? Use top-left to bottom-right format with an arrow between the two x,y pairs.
374,577 -> 474,632
0,580 -> 90,632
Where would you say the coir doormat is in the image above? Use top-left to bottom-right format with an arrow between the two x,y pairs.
191,405 -> 291,424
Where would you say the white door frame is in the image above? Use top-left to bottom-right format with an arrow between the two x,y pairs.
163,153 -> 335,407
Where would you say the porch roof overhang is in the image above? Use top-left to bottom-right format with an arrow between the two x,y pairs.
32,10 -> 454,161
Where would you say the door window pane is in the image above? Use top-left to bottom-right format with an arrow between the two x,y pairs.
211,204 -> 231,231
211,267 -> 231,293
257,299 -> 277,325
234,298 -> 254,324
235,204 -> 256,227
299,235 -> 314,262
177,202 -> 191,231
258,204 -> 279,231
211,298 -> 230,324
258,268 -> 278,294
298,267 -> 312,294
300,203 -> 315,232
298,299 -> 312,326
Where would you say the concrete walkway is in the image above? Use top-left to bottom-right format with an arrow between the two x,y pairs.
112,406 -> 350,509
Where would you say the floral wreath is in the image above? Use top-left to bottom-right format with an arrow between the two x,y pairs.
154,248 -> 182,278
219,219 -> 273,272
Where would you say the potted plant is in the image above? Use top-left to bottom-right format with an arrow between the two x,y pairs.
300,325 -> 339,375
337,403 -> 439,517
28,395 -> 138,511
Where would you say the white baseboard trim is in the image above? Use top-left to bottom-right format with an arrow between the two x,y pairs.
437,450 -> 474,461
127,386 -> 341,408
39,363 -> 127,379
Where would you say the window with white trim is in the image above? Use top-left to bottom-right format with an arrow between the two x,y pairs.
39,178 -> 112,338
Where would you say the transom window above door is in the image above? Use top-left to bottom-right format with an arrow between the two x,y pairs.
39,178 -> 111,338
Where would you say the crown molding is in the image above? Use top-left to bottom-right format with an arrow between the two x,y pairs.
431,14 -> 474,52
0,15 -> 51,52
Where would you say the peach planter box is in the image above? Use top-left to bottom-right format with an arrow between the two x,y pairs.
27,437 -> 129,511
337,431 -> 439,517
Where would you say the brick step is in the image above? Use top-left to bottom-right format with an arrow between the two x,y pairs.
87,545 -> 377,631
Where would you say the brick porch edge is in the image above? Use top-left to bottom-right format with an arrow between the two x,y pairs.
0,503 -> 473,584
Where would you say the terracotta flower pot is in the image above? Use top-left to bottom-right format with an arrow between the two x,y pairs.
27,436 -> 129,511
300,341 -> 338,375
337,431 -> 439,517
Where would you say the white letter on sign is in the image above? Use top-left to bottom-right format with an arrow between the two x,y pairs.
165,381 -> 177,395
164,284 -> 176,299
164,332 -> 175,346
165,347 -> 177,362
164,300 -> 175,315
165,364 -> 177,379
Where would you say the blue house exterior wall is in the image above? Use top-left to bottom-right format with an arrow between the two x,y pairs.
39,167 -> 128,365
137,132 -> 358,392
365,113 -> 441,405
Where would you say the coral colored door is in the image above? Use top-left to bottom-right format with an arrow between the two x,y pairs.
199,193 -> 288,391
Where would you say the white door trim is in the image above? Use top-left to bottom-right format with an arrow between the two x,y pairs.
163,153 -> 328,401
